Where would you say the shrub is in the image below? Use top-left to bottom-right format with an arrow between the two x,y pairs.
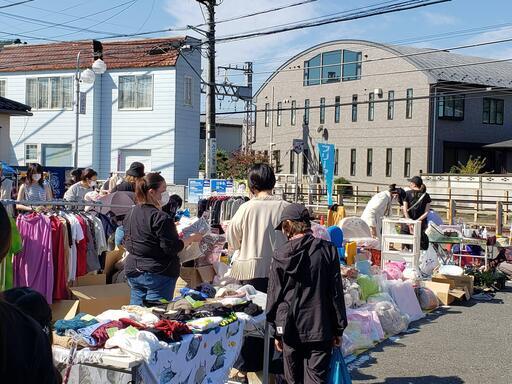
334,177 -> 353,196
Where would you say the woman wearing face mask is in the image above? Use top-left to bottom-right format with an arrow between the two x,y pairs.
63,168 -> 98,202
124,173 -> 202,305
16,163 -> 53,211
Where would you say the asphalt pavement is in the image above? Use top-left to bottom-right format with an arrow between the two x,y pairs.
350,283 -> 512,384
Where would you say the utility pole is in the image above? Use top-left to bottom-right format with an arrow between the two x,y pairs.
197,0 -> 217,179
244,61 -> 253,153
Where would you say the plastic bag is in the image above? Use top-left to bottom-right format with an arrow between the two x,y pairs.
419,245 -> 439,277
367,292 -> 394,304
418,287 -> 439,310
373,301 -> 409,336
356,275 -> 380,301
342,319 -> 375,356
329,347 -> 352,384
383,261 -> 406,280
311,223 -> 331,241
387,280 -> 425,322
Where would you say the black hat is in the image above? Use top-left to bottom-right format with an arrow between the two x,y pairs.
408,176 -> 423,187
126,162 -> 145,178
276,203 -> 311,230
3,287 -> 52,335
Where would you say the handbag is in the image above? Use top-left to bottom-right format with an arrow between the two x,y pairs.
328,347 -> 352,384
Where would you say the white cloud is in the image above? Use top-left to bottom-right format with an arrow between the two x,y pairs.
422,11 -> 458,26
463,26 -> 512,59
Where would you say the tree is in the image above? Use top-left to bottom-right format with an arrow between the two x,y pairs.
226,150 -> 269,179
449,156 -> 488,174
199,149 -> 230,177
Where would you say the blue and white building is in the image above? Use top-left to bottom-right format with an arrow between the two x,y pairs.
0,37 -> 201,184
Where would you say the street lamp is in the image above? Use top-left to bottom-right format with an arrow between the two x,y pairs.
74,53 -> 107,168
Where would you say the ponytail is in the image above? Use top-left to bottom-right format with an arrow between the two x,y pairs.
135,172 -> 165,205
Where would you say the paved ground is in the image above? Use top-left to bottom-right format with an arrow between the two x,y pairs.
351,283 -> 512,384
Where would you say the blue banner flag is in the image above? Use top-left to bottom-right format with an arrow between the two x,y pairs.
318,143 -> 335,206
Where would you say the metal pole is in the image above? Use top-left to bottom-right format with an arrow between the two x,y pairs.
269,86 -> 275,165
244,61 -> 253,153
204,0 -> 217,179
431,86 -> 437,173
295,152 -> 299,202
74,51 -> 81,168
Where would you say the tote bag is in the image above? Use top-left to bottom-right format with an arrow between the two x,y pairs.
328,347 -> 352,384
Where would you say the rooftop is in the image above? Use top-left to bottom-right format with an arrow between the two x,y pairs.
0,37 -> 190,73
0,96 -> 32,116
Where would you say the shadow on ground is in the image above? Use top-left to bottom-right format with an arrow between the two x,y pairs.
372,375 -> 464,383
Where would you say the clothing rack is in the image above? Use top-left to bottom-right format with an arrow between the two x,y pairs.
0,199 -> 134,209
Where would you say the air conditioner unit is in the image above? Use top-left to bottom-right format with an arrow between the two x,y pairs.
374,88 -> 384,97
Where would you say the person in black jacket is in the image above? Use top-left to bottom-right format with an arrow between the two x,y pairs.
112,161 -> 145,192
124,173 -> 202,305
267,203 -> 347,384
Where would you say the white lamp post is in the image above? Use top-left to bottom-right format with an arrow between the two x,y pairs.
74,53 -> 107,168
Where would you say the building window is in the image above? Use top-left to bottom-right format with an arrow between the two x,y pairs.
368,92 -> 375,121
367,148 -> 373,177
404,148 -> 411,178
0,79 -> 5,97
277,102 -> 282,126
334,96 -> 341,123
342,50 -> 362,81
303,54 -> 321,86
351,95 -> 358,122
438,95 -> 464,120
184,76 -> 193,106
290,151 -> 295,173
26,77 -> 73,110
291,100 -> 296,125
334,148 -> 339,176
273,150 -> 281,173
118,75 -> 153,109
386,148 -> 393,177
321,50 -> 342,84
483,98 -> 504,125
42,144 -> 72,167
264,103 -> 270,127
350,149 -> 356,176
319,97 -> 325,124
303,149 -> 309,175
406,88 -> 413,119
25,144 -> 39,163
304,99 -> 310,125
387,90 -> 394,120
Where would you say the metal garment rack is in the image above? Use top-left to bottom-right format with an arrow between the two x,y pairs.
0,199 -> 134,209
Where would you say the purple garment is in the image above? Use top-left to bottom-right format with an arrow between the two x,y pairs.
14,214 -> 54,304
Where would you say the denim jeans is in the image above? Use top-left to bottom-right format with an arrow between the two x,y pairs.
114,226 -> 125,246
127,272 -> 177,306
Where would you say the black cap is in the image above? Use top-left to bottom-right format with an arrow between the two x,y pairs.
3,287 -> 52,334
276,203 -> 311,230
126,162 -> 145,177
408,176 -> 423,187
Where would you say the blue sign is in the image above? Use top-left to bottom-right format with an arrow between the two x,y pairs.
211,179 -> 227,194
318,143 -> 335,206
188,179 -> 206,204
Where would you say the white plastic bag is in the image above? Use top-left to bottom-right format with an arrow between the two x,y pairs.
387,280 -> 425,322
419,245 -> 439,277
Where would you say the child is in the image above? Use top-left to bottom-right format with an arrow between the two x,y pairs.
267,203 -> 347,384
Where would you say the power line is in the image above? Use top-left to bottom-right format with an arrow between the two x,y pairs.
211,0 -> 451,44
0,0 -> 33,9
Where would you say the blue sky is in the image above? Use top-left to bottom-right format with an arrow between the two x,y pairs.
1,0 -> 511,109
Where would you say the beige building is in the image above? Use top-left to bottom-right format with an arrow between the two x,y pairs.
253,40 -> 512,186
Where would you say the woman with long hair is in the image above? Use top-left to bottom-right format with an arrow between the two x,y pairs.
124,173 -> 202,305
403,176 -> 432,250
16,163 -> 53,211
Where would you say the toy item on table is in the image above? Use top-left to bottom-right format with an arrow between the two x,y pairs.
339,217 -> 379,249
327,226 -> 345,262
311,222 -> 330,242
345,242 -> 357,266
383,261 -> 406,280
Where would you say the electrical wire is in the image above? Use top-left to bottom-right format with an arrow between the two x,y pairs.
0,0 -> 33,9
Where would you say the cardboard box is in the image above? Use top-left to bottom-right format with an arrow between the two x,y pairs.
51,300 -> 79,322
73,273 -> 107,287
180,265 -> 216,288
423,280 -> 467,306
104,246 -> 126,284
70,283 -> 131,316
432,274 -> 474,298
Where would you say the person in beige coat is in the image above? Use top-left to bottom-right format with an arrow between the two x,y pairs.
227,163 -> 290,382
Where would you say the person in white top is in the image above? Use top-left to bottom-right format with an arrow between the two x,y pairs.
0,163 -> 13,216
64,168 -> 98,202
361,184 -> 405,241
16,163 -> 53,211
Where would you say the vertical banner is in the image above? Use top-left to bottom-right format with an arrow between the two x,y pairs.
318,143 -> 335,206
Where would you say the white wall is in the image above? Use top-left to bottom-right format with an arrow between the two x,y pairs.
99,67 -> 177,181
5,69 -> 95,167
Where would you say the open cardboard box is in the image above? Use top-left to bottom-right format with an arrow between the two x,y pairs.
73,273 -> 107,287
104,246 -> 126,284
432,273 -> 474,299
423,280 -> 466,306
180,265 -> 216,288
70,283 -> 131,316
51,300 -> 79,322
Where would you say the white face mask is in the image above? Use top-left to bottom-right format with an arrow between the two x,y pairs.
33,173 -> 42,182
160,191 -> 170,206
89,180 -> 97,188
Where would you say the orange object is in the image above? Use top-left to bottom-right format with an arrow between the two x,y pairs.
320,216 -> 325,226
345,242 -> 357,266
